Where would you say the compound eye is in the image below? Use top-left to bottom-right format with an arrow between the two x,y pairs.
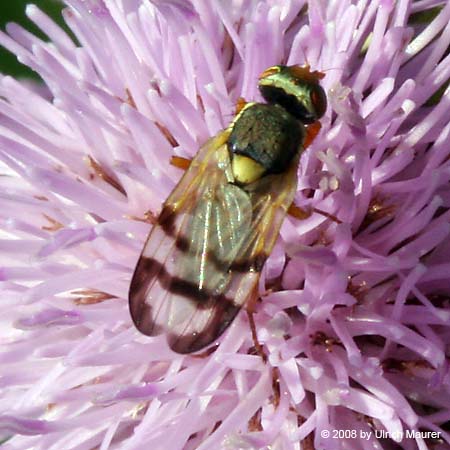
310,84 -> 327,120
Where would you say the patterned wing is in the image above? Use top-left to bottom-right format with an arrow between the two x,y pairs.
129,131 -> 299,353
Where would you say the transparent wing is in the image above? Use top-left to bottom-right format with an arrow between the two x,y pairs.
129,131 -> 298,353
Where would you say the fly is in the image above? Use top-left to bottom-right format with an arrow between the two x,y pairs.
129,65 -> 327,354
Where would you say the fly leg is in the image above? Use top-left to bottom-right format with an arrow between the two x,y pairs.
246,285 -> 268,363
288,203 -> 342,224
170,155 -> 192,170
246,309 -> 267,363
303,121 -> 321,149
235,97 -> 248,115
292,120 -> 343,223
247,295 -> 283,407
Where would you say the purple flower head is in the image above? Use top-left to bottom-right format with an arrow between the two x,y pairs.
1,1 -> 450,449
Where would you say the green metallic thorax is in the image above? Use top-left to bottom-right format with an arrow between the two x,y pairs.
227,103 -> 304,183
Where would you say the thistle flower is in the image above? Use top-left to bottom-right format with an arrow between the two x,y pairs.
1,1 -> 450,449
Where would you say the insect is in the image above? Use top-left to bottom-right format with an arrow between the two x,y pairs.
129,65 -> 327,354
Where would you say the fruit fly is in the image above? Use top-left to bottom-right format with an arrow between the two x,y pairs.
129,65 -> 327,354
